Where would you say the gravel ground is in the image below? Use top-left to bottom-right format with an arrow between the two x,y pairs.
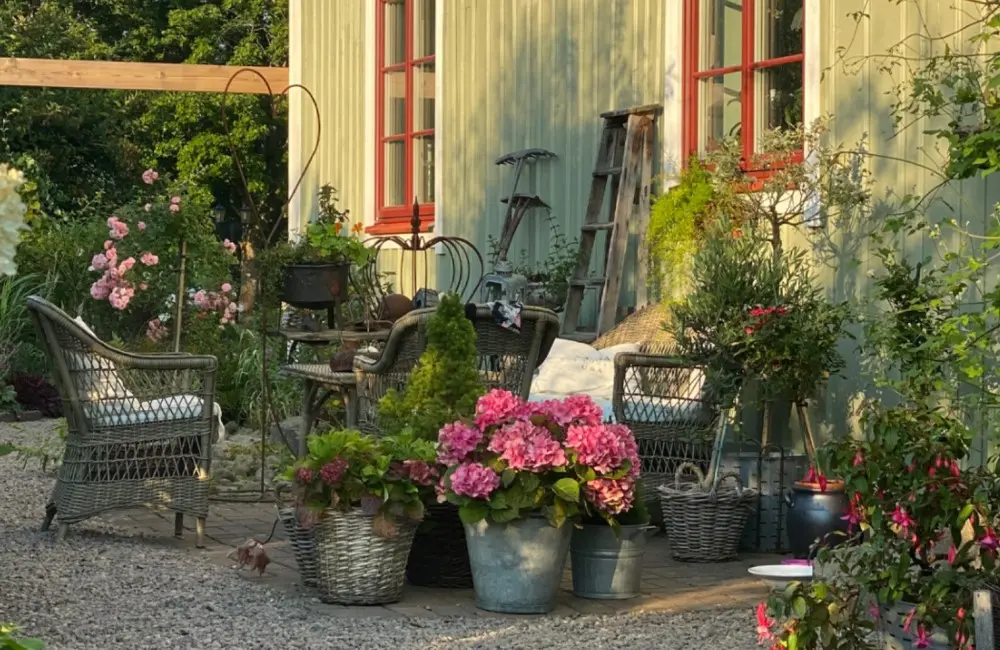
1,421 -> 759,650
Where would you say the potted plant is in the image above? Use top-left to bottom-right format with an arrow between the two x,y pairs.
280,184 -> 372,310
378,292 -> 484,588
437,390 -> 640,614
283,428 -> 436,605
570,486 -> 652,600
784,465 -> 849,559
487,214 -> 580,311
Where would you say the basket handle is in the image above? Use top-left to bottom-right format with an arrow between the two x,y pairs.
274,479 -> 294,509
674,462 -> 708,490
711,471 -> 745,496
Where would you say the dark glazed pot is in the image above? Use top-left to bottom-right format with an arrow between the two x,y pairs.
785,481 -> 850,559
281,262 -> 350,309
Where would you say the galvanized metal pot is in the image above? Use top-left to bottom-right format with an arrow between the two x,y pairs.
879,601 -> 950,649
464,516 -> 572,614
570,524 -> 651,600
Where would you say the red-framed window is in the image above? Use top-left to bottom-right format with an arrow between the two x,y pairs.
683,0 -> 805,168
373,0 -> 436,234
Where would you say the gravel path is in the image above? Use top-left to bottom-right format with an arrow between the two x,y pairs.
0,421 -> 759,650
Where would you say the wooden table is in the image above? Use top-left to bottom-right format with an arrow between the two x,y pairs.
276,327 -> 391,359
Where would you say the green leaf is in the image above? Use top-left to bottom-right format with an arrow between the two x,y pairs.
552,478 -> 581,503
787,631 -> 799,650
520,473 -> 540,493
458,501 -> 490,525
957,503 -> 974,526
501,468 -> 516,487
792,596 -> 808,618
491,507 -> 520,523
488,491 -> 508,510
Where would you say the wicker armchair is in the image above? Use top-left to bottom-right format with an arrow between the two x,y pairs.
354,304 -> 560,434
598,305 -> 720,499
27,296 -> 217,546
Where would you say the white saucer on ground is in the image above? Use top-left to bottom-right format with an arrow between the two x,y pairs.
748,564 -> 814,590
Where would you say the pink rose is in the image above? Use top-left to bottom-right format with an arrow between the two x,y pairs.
221,282 -> 232,293
169,204 -> 180,213
141,168 -> 159,185
222,239 -> 237,254
140,252 -> 159,266
170,196 -> 181,204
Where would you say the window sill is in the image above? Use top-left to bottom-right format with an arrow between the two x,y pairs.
365,219 -> 435,236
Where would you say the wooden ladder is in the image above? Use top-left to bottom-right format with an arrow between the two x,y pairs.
561,104 -> 659,341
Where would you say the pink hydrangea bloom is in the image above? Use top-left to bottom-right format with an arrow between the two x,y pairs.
475,389 -> 521,430
169,203 -> 180,213
565,424 -> 629,474
295,467 -> 315,484
488,419 -> 567,472
141,168 -> 159,185
223,239 -> 237,254
548,394 -> 604,426
437,421 -> 483,465
140,252 -> 159,266
319,458 -> 349,485
403,460 -> 436,486
584,477 -> 635,515
449,462 -> 500,499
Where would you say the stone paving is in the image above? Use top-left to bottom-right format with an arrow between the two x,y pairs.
104,499 -> 775,619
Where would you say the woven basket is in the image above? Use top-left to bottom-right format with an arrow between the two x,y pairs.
658,462 -> 758,562
277,507 -> 318,588
405,503 -> 473,588
313,507 -> 418,605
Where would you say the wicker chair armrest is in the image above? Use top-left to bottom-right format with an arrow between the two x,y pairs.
98,349 -> 218,372
352,308 -> 432,375
613,352 -> 697,373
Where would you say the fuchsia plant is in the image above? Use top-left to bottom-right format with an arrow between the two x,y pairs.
437,390 -> 640,528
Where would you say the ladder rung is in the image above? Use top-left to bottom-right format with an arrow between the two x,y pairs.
581,223 -> 615,232
569,276 -> 606,288
593,167 -> 622,177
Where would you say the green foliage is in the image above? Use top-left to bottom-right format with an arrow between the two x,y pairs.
671,219 -> 850,405
490,212 -> 581,296
0,625 -> 43,650
299,185 -> 371,265
378,293 -> 483,441
647,160 -> 723,290
283,429 -> 436,537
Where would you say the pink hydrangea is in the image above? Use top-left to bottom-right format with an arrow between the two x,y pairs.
449,462 -> 500,499
107,216 -> 129,240
319,458 -> 349,485
608,423 -> 640,478
566,424 -> 630,475
437,421 -> 483,465
223,239 -> 237,254
548,394 -> 604,427
140,252 -> 158,266
403,460 -> 436,486
584,477 -> 635,515
475,389 -> 521,430
488,419 -> 567,472
141,168 -> 159,185
295,466 -> 315,484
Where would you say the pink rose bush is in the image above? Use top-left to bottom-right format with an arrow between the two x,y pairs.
285,429 -> 436,538
438,390 -> 640,528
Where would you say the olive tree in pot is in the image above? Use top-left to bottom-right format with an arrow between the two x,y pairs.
570,487 -> 653,600
437,391 -> 640,614
280,185 -> 372,311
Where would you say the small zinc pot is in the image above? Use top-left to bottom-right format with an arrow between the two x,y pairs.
464,516 -> 572,614
570,523 -> 652,600
784,480 -> 850,559
281,262 -> 350,310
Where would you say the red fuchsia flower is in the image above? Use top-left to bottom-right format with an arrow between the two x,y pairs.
853,449 -> 864,467
979,528 -> 999,553
436,421 -> 483,465
319,458 -> 349,485
295,466 -> 315,484
449,462 -> 500,499
141,168 -> 159,185
948,544 -> 958,565
474,389 -> 522,430
869,601 -> 880,620
755,602 -> 775,644
841,493 -> 864,532
223,239 -> 238,254
583,477 -> 634,515
890,505 -> 916,533
140,252 -> 158,266
488,420 -> 567,472
903,607 -> 916,633
914,625 -> 932,649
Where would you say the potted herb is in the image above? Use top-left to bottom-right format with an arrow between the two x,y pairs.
281,185 -> 371,310
438,390 -> 640,614
283,428 -> 436,605
570,486 -> 652,600
487,214 -> 580,311
378,292 -> 484,588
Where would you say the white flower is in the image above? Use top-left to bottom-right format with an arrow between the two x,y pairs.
0,164 -> 28,276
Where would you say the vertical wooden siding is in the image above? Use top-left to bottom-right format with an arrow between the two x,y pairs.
438,0 -> 666,323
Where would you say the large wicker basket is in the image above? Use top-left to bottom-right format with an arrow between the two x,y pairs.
405,503 -> 473,588
657,463 -> 757,562
277,506 -> 318,588
313,507 -> 418,605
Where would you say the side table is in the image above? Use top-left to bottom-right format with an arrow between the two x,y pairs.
278,363 -> 358,457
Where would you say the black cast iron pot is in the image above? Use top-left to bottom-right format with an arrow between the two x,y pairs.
281,262 -> 350,310
785,481 -> 850,559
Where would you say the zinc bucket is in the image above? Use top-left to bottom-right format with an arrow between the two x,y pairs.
570,524 -> 650,600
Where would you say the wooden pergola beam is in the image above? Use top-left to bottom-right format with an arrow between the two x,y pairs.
0,58 -> 288,94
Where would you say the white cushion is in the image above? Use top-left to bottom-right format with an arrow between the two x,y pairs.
65,316 -> 135,403
531,339 -> 641,401
86,394 -> 223,431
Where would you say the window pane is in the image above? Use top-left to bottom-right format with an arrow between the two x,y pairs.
413,135 -> 434,203
383,141 -> 406,207
758,62 -> 803,137
758,0 -> 803,60
698,72 -> 742,153
413,62 -> 435,131
383,70 -> 406,136
414,0 -> 435,59
383,0 -> 406,66
700,0 -> 743,70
